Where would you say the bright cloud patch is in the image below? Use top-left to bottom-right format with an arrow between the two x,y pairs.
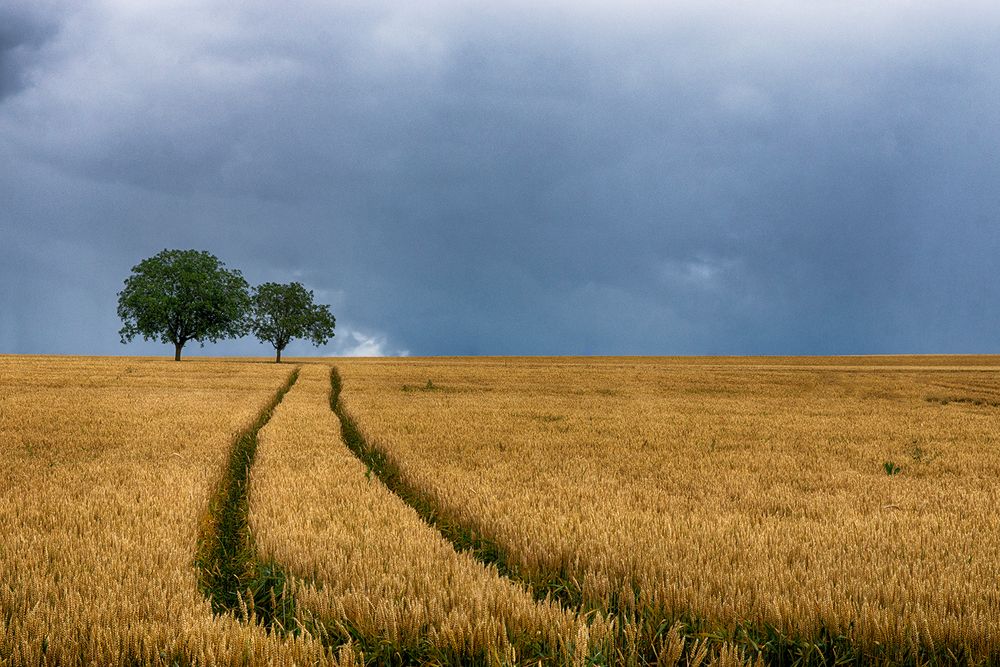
330,329 -> 410,358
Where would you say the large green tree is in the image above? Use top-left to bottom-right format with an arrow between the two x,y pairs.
250,282 -> 335,362
117,249 -> 251,361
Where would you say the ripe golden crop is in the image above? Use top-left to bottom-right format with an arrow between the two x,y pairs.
0,356 -> 333,666
335,355 -> 1000,663
250,363 -> 609,664
5,354 -> 996,665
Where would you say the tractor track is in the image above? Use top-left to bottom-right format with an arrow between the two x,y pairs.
195,366 -> 301,631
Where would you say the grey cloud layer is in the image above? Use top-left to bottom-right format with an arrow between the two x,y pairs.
2,1 -> 1000,355
0,2 -> 59,100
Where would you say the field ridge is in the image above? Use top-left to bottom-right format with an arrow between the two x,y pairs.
196,365 -> 302,631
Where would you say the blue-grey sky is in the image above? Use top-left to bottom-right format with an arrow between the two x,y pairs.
2,0 -> 1000,357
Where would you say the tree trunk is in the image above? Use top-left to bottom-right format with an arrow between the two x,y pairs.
275,347 -> 282,363
174,341 -> 183,361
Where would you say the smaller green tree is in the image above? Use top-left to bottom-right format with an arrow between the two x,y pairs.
250,282 -> 335,362
117,249 -> 251,361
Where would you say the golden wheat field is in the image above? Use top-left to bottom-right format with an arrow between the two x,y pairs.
250,363 -> 609,665
0,356 -> 335,666
335,356 -> 1000,664
3,355 -> 999,665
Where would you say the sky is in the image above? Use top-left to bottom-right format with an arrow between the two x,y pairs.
2,0 -> 1000,357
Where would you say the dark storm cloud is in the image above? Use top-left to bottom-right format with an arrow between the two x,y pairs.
0,2 -> 58,100
2,1 -> 1000,356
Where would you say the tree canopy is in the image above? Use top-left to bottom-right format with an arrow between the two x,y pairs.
250,282 -> 335,362
117,249 -> 251,361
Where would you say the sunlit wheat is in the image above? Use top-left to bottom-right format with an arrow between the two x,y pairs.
336,355 -> 1000,662
0,356 -> 336,666
250,363 -> 613,665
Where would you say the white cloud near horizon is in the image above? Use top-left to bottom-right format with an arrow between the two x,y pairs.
326,329 -> 410,358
